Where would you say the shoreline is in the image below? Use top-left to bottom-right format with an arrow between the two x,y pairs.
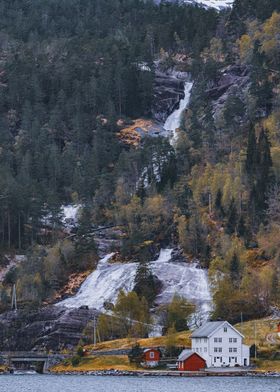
48,369 -> 280,377
1,367 -> 280,377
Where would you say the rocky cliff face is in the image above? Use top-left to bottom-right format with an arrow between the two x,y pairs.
207,64 -> 251,123
152,69 -> 189,123
0,306 -> 97,351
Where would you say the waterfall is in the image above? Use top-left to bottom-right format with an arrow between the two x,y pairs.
57,249 -> 212,320
57,253 -> 137,310
164,81 -> 193,145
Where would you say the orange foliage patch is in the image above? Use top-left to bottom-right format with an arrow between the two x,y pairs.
117,119 -> 155,147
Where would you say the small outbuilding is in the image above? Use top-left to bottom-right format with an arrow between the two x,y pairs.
177,350 -> 206,371
143,348 -> 161,367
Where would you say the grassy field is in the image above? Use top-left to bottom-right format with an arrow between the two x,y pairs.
235,318 -> 280,347
85,331 -> 191,352
52,355 -> 139,372
253,359 -> 280,372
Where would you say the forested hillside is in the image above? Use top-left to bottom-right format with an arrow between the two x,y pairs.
0,0 -> 280,330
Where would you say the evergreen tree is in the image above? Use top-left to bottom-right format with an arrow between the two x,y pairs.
134,261 -> 158,306
245,124 -> 258,178
237,215 -> 246,238
229,253 -> 241,287
226,199 -> 238,235
215,188 -> 224,216
75,205 -> 97,267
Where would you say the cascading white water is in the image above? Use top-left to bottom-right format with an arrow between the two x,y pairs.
164,81 -> 193,145
151,249 -> 212,317
184,0 -> 234,10
57,249 -> 212,319
156,0 -> 234,11
57,253 -> 137,309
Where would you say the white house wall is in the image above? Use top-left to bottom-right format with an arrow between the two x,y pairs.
191,322 -> 250,368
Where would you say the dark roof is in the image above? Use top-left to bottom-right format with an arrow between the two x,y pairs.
178,349 -> 205,362
191,321 -> 225,338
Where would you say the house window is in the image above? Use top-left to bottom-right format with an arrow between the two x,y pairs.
224,327 -> 227,332
204,347 -> 207,353
235,357 -> 237,363
219,348 -> 222,353
229,338 -> 232,343
204,338 -> 207,343
214,337 -> 222,343
229,348 -> 233,353
233,338 -> 237,343
150,352 -> 155,359
214,348 -> 218,352
220,357 -> 222,363
233,348 -> 237,353
214,357 -> 216,363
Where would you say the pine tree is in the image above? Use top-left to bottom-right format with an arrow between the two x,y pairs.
75,205 -> 96,260
134,261 -> 158,306
229,253 -> 241,287
237,215 -> 246,238
245,124 -> 258,179
226,199 -> 238,235
255,129 -> 273,212
215,188 -> 224,216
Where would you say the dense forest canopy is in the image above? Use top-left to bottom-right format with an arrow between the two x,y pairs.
0,0 -> 218,249
0,0 -> 280,329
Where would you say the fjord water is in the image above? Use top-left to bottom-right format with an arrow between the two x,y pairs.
0,375 -> 279,392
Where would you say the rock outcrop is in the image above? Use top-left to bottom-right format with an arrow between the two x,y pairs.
152,69 -> 189,123
0,306 -> 97,351
207,65 -> 250,121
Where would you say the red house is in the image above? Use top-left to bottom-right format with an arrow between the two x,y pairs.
177,350 -> 206,371
143,348 -> 161,367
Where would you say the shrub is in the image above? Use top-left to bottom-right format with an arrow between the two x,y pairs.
77,346 -> 84,357
71,356 -> 81,367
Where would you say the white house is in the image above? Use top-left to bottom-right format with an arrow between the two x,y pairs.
191,321 -> 250,368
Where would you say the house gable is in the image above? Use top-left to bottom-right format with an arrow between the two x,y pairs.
191,321 -> 244,340
209,321 -> 244,339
